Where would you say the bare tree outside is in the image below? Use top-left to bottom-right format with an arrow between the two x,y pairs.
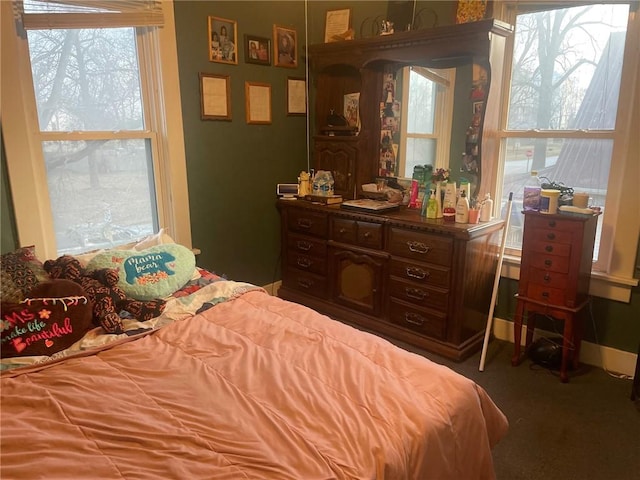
27,27 -> 157,253
501,3 -> 629,252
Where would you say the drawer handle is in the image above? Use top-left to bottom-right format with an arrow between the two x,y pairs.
405,312 -> 425,326
297,278 -> 313,289
297,218 -> 312,229
548,220 -> 556,227
363,231 -> 372,238
296,240 -> 312,251
339,228 -> 347,234
405,287 -> 427,300
297,258 -> 312,268
545,245 -> 554,253
547,233 -> 556,240
544,273 -> 551,282
406,241 -> 431,254
406,267 -> 429,280
544,259 -> 553,267
542,291 -> 550,298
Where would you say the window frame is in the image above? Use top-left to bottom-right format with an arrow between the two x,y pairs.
493,0 -> 639,302
1,0 -> 192,260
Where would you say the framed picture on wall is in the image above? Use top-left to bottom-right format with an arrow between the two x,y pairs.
244,34 -> 271,65
199,73 -> 231,121
208,16 -> 238,64
273,25 -> 297,68
245,81 -> 272,124
287,77 -> 306,115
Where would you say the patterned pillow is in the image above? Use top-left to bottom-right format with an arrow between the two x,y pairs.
86,244 -> 196,300
0,246 -> 49,303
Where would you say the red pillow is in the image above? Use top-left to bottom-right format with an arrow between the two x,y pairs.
1,279 -> 93,358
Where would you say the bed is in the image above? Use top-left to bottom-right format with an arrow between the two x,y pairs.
1,242 -> 508,479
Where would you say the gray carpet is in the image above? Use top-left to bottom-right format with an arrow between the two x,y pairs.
391,337 -> 640,480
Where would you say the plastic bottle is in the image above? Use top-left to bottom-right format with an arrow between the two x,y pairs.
480,193 -> 493,222
443,201 -> 456,222
455,189 -> 469,223
523,170 -> 542,211
426,190 -> 438,219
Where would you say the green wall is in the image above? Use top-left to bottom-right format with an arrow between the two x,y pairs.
2,0 -> 638,354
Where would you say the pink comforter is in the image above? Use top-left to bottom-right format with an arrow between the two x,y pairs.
1,288 -> 508,479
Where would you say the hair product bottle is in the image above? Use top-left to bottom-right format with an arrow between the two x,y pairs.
455,189 -> 469,223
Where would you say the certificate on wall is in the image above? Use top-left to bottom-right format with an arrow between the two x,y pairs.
245,81 -> 271,124
287,77 -> 306,115
324,8 -> 351,42
200,73 -> 231,121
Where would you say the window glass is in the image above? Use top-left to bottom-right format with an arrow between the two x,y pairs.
42,139 -> 157,254
25,25 -> 157,254
27,28 -> 144,132
500,3 -> 629,260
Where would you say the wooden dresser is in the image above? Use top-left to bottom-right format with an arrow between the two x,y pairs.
512,210 -> 599,382
277,200 -> 504,361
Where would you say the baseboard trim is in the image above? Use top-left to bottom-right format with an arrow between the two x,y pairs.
492,317 -> 637,378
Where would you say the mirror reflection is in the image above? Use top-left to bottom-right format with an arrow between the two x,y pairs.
378,62 -> 487,196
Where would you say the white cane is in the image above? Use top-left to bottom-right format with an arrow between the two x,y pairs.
479,192 -> 513,371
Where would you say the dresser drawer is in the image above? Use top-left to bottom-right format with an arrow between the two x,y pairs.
388,299 -> 446,340
529,228 -> 574,245
287,209 -> 328,237
527,267 -> 569,289
528,239 -> 572,257
528,254 -> 570,273
388,228 -> 452,266
526,283 -> 567,305
526,215 -> 580,233
332,218 -> 383,249
389,278 -> 449,311
283,268 -> 328,299
287,233 -> 327,258
287,252 -> 326,275
389,258 -> 450,288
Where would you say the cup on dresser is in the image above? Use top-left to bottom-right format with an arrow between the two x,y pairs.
573,192 -> 589,209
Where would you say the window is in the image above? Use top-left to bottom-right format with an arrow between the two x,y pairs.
494,1 -> 639,300
2,0 -> 191,259
398,66 -> 455,176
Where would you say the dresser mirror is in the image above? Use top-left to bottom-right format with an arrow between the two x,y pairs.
309,19 -> 513,200
385,61 -> 482,187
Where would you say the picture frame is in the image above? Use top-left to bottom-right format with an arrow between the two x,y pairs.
208,16 -> 238,64
244,35 -> 271,65
273,25 -> 297,68
324,8 -> 351,43
199,73 -> 231,121
287,77 -> 306,116
245,81 -> 272,124
473,101 -> 484,115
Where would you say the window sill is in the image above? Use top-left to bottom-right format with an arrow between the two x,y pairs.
501,255 -> 638,303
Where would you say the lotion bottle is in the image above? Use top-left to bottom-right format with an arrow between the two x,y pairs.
455,189 -> 469,223
480,193 -> 493,222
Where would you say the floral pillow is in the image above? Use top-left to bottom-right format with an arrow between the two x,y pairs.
86,244 -> 196,300
0,246 -> 49,303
